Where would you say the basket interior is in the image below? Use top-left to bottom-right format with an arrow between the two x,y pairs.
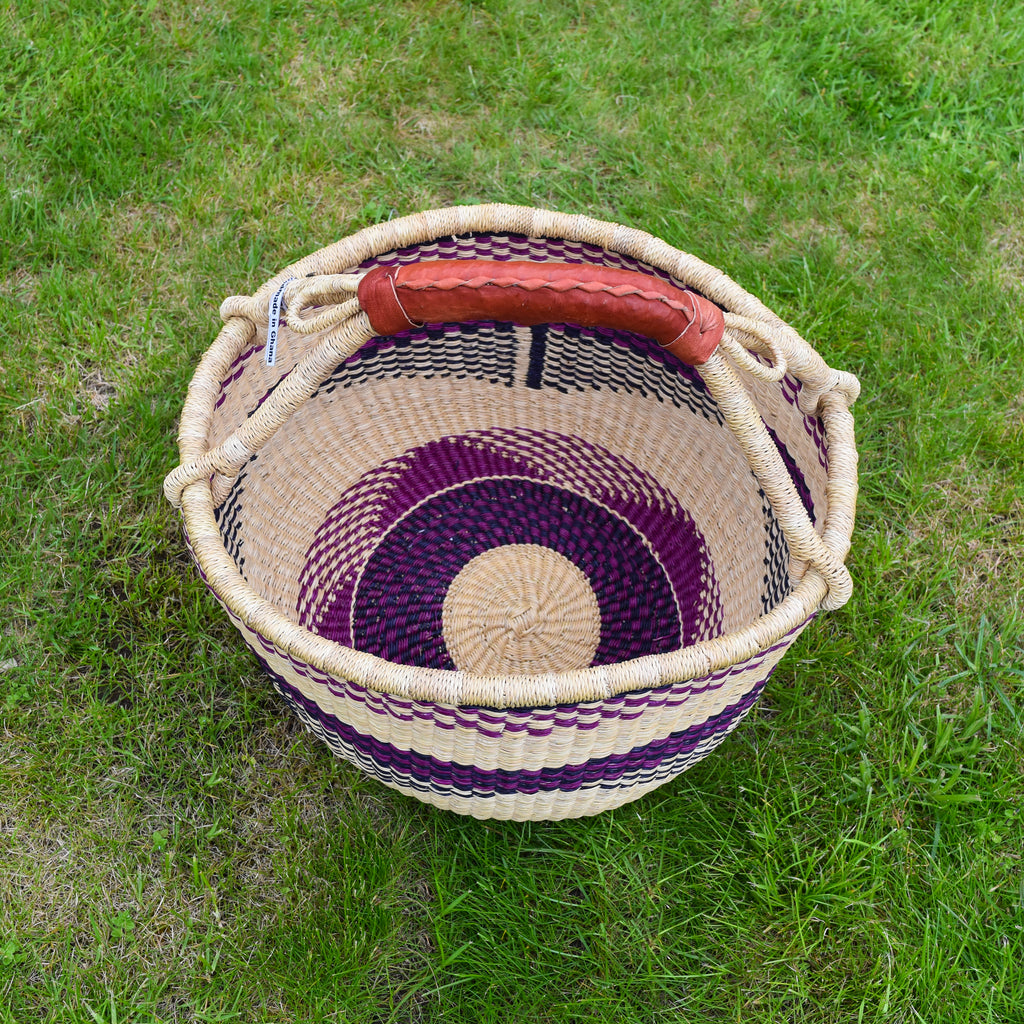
207,234 -> 830,677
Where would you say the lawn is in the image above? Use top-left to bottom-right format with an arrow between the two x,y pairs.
2,1 -> 1023,1021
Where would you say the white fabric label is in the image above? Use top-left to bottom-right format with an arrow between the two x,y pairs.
265,278 -> 295,367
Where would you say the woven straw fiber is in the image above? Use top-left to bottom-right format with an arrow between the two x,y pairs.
164,205 -> 859,820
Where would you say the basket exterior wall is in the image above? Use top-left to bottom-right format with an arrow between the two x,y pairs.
214,592 -> 805,820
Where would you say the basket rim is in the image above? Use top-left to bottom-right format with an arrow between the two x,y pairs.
171,203 -> 859,708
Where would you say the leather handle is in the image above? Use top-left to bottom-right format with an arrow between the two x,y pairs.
357,260 -> 724,365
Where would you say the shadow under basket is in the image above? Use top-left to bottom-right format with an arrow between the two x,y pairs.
164,205 -> 859,821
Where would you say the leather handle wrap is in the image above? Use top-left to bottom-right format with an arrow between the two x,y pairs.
357,260 -> 725,365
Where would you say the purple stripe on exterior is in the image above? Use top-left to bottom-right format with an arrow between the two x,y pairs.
780,375 -> 828,470
242,598 -> 803,722
763,421 -> 816,524
262,657 -> 769,798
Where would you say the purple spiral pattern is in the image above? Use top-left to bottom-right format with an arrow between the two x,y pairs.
351,478 -> 679,669
297,429 -> 723,669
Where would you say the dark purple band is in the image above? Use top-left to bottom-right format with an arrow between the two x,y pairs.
262,657 -> 769,799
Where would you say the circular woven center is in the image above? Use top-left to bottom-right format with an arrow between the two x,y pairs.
442,545 -> 601,675
295,428 -> 725,672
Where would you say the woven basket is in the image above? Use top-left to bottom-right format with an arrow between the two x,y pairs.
164,204 -> 859,821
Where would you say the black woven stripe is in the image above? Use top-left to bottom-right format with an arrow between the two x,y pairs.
526,325 -> 547,390
760,487 -> 791,613
538,325 -> 724,423
214,459 -> 253,573
317,322 -> 518,396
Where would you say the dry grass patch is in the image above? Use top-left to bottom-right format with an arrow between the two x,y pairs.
79,365 -> 119,412
108,202 -> 185,261
919,464 -> 1023,617
0,268 -> 41,307
988,225 -> 1024,293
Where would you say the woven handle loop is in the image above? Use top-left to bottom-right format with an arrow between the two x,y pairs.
163,309 -> 376,507
699,350 -> 853,608
283,276 -> 363,334
219,275 -> 362,334
720,314 -> 789,382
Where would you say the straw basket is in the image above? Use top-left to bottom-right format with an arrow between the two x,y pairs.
164,205 -> 859,821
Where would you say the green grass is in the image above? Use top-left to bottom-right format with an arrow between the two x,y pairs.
2,0 -> 1023,1020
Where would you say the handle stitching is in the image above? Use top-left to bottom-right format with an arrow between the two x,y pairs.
397,274 -> 702,318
